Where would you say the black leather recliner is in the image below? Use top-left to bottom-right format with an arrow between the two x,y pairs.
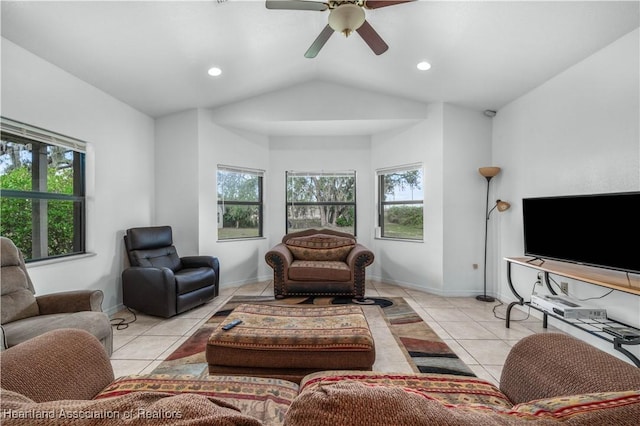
122,226 -> 219,318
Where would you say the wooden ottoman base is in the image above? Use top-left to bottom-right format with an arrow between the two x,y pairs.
206,303 -> 375,383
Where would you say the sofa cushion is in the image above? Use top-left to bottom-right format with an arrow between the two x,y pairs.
511,390 -> 640,423
285,234 -> 355,261
286,380 -> 640,425
94,374 -> 299,426
299,371 -> 512,408
288,260 -> 351,281
1,388 -> 261,426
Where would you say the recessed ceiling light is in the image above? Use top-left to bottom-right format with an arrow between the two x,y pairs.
416,61 -> 431,71
207,67 -> 222,77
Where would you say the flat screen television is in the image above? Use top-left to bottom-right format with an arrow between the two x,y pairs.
522,192 -> 640,274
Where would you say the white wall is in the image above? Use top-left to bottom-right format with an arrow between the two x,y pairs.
442,104 -> 494,296
154,109 -> 200,255
493,28 -> 640,361
1,38 -> 155,315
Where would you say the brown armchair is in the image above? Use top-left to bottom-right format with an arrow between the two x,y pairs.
265,229 -> 374,299
0,237 -> 112,355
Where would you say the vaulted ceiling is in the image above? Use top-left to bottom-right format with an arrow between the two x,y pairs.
2,1 -> 639,124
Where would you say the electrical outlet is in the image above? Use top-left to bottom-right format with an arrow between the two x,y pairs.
537,272 -> 544,280
560,282 -> 569,295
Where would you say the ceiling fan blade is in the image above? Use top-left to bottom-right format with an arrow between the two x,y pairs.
266,0 -> 329,12
364,0 -> 416,9
356,20 -> 388,55
305,24 -> 334,58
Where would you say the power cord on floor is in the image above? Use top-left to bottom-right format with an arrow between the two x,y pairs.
491,281 -> 536,321
110,306 -> 137,330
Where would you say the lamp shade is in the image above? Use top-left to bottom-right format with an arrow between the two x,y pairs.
329,4 -> 365,36
479,167 -> 501,178
496,200 -> 511,212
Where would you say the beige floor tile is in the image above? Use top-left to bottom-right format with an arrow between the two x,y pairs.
112,333 -> 137,352
457,339 -> 512,365
111,359 -> 155,378
476,321 -> 536,340
142,317 -> 203,336
111,335 -> 181,360
437,321 -> 500,340
442,339 -> 477,365
425,307 -> 473,322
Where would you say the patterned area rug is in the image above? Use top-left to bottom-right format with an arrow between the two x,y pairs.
151,295 -> 474,378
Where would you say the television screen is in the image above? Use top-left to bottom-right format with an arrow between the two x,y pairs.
522,192 -> 640,274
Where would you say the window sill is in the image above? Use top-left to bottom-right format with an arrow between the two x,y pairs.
26,252 -> 97,268
375,237 -> 424,243
217,237 -> 266,243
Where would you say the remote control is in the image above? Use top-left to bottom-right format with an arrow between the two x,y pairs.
222,319 -> 242,331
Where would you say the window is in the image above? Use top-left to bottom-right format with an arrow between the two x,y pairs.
217,165 -> 264,240
0,118 -> 86,261
377,164 -> 423,240
286,171 -> 356,235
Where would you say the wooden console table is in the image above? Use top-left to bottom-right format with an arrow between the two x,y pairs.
505,257 -> 640,367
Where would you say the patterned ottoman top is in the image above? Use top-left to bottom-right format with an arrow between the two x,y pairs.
208,304 -> 374,352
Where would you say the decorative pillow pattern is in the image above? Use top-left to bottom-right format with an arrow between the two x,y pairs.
511,390 -> 640,420
286,382 -> 640,425
94,374 -> 299,425
299,372 -> 512,408
285,234 -> 356,261
2,387 -> 262,426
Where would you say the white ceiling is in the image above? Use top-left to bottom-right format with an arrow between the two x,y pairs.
2,1 -> 639,133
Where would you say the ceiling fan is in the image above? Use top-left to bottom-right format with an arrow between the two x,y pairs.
266,0 -> 415,58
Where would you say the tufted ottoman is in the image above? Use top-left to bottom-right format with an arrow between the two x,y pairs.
206,303 -> 375,383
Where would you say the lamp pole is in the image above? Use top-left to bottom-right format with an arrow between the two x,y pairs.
477,175 -> 496,302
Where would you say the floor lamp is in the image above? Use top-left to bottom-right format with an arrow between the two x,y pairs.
477,167 -> 510,302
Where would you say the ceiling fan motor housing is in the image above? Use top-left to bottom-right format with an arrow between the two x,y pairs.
329,4 -> 366,36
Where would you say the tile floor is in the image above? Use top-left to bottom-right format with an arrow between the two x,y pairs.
110,280 -> 561,387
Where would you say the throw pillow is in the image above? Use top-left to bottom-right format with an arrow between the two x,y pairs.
1,388 -> 262,426
286,234 -> 355,261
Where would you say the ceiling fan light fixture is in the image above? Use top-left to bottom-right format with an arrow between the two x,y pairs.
329,4 -> 366,37
207,67 -> 222,77
417,61 -> 431,71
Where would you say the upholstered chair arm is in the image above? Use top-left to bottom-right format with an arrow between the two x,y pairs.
36,290 -> 104,314
265,243 -> 294,269
500,333 -> 640,405
181,255 -> 220,272
346,244 -> 375,269
122,266 -> 178,318
0,328 -> 114,402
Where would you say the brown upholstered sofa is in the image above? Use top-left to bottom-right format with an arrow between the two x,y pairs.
0,236 -> 113,355
265,229 -> 374,299
2,329 -> 639,425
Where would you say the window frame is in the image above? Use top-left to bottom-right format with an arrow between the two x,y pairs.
377,163 -> 424,241
1,117 -> 87,262
216,164 -> 264,241
285,170 -> 357,236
